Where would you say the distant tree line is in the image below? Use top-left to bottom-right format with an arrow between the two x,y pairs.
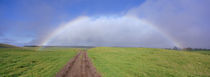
183,48 -> 210,51
165,46 -> 210,51
24,45 -> 95,48
24,45 -> 40,47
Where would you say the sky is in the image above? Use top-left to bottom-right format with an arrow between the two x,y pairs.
0,0 -> 210,48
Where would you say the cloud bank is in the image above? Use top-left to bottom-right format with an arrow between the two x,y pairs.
127,0 -> 210,48
43,0 -> 210,48
44,16 -> 174,48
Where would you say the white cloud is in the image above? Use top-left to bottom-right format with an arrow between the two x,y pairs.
44,0 -> 210,48
45,16 -> 174,48
126,0 -> 210,48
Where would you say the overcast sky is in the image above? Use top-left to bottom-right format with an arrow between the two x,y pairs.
0,0 -> 209,48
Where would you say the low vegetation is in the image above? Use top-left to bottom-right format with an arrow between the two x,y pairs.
88,47 -> 210,77
1,46 -> 209,77
0,43 -> 18,48
0,47 -> 78,77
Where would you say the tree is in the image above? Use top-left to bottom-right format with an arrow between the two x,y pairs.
173,46 -> 178,50
183,47 -> 192,51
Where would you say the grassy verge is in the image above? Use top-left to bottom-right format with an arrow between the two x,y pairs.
88,47 -> 210,77
0,47 -> 78,77
189,51 -> 210,55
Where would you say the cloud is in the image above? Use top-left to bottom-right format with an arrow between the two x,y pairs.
0,0 -> 61,45
45,16 -> 175,48
127,0 -> 210,48
42,0 -> 210,48
4,0 -> 208,48
0,38 -> 21,46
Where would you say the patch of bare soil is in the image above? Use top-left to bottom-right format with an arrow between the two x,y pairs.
55,51 -> 101,77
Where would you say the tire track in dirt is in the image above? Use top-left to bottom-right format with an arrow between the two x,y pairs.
55,50 -> 101,77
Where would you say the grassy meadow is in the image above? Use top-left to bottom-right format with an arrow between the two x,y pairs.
0,47 -> 78,77
88,47 -> 210,77
1,46 -> 210,77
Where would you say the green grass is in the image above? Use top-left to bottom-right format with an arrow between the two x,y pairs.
0,47 -> 78,77
190,51 -> 210,55
88,47 -> 210,77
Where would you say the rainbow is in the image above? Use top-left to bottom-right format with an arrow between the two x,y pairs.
38,16 -> 183,50
38,16 -> 88,50
139,19 -> 183,48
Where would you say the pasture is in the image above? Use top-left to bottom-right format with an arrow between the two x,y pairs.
0,47 -> 78,77
88,47 -> 210,77
1,47 -> 210,77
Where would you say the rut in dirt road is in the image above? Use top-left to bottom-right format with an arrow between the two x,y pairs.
55,51 -> 101,77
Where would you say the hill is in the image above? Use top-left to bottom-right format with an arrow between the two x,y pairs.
0,43 -> 18,48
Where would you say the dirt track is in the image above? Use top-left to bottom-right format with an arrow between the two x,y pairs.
55,51 -> 101,77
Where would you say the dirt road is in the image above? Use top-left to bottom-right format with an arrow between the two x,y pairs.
55,51 -> 101,77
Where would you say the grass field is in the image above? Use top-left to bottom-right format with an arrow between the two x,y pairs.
191,51 -> 210,55
1,47 -> 210,77
0,47 -> 78,77
88,47 -> 210,77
